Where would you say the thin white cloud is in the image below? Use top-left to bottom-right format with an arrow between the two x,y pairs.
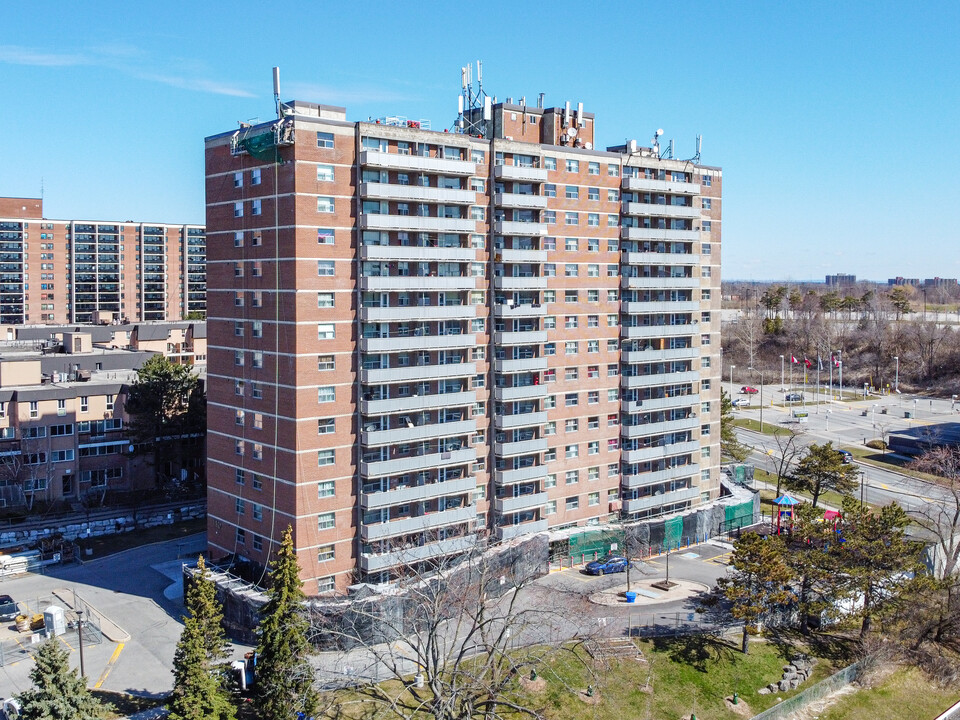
284,81 -> 416,106
0,45 -> 88,66
137,71 -> 255,98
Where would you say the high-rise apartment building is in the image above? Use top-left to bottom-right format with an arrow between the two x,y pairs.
0,198 -> 205,324
204,97 -> 721,594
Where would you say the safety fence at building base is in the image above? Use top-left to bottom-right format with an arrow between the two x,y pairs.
748,656 -> 871,720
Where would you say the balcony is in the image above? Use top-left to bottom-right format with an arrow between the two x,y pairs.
359,534 -> 478,573
621,252 -> 699,266
493,303 -> 546,319
494,220 -> 547,237
621,227 -> 699,242
494,330 -> 548,345
360,182 -> 476,205
361,447 -> 476,479
621,464 -> 700,489
361,214 -> 476,234
360,362 -> 476,385
361,245 -> 475,262
360,275 -> 476,292
359,333 -> 476,353
493,492 -> 548,514
494,276 -> 548,291
361,150 -> 476,176
621,394 -> 700,414
622,300 -> 700,314
495,411 -> 547,430
494,164 -> 548,182
621,416 -> 700,438
621,276 -> 698,290
622,202 -> 700,219
361,390 -> 476,415
623,487 -> 700,514
361,504 -> 475,541
493,356 -> 547,374
361,304 -> 476,323
362,419 -> 477,447
621,324 -> 698,340
499,248 -> 547,263
492,384 -> 547,402
494,192 -> 548,210
621,346 -> 699,363
496,518 -> 549,541
621,371 -> 700,390
361,474 -> 477,510
494,437 -> 547,456
620,440 -> 701,464
621,176 -> 701,195
494,463 -> 547,485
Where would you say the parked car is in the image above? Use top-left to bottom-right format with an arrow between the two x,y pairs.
731,397 -> 751,408
785,392 -> 804,402
584,555 -> 630,576
740,386 -> 759,395
836,449 -> 853,464
0,595 -> 19,622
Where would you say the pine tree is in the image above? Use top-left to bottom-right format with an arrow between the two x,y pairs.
720,389 -> 750,462
255,526 -> 317,720
17,638 -> 111,720
786,441 -> 858,507
169,556 -> 235,720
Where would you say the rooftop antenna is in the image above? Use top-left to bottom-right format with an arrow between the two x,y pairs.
272,66 -> 283,118
679,135 -> 703,164
454,59 -> 491,135
652,128 -> 663,157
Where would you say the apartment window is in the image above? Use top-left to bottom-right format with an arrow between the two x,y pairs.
471,149 -> 485,163
545,395 -> 557,409
544,156 -> 557,170
544,343 -> 556,356
544,316 -> 556,330
587,340 -> 599,353
544,184 -> 556,198
318,355 -> 335,371
317,576 -> 336,593
607,364 -> 619,377
588,441 -> 599,455
587,364 -> 599,378
587,289 -> 599,302
566,496 -> 580,511
253,413 -> 263,430
588,162 -> 600,175
316,164 -> 334,182
317,197 -> 335,213
702,243 -> 712,255
587,213 -> 599,227
564,212 -> 578,225
318,512 -> 335,530
318,419 -> 335,435
564,290 -> 578,303
318,450 -> 335,466
564,418 -> 578,432
587,264 -> 599,277
607,388 -> 619,402
565,264 -> 578,277
564,367 -> 579,381
565,159 -> 579,173
565,393 -> 578,407
251,168 -> 261,185
587,391 -> 599,404
57,399 -> 66,416
701,447 -> 711,459
607,314 -> 619,327
318,480 -> 335,497
543,263 -> 556,277
252,291 -> 262,307
234,172 -> 243,188
234,202 -> 243,218
234,321 -> 244,337
236,528 -> 246,545
607,289 -> 619,302
703,221 -> 712,232
702,424 -> 711,436
318,323 -> 335,340
566,470 -> 579,484
252,321 -> 263,338
318,386 -> 335,403
235,469 -> 246,485
253,475 -> 263,490
565,341 -> 578,355
545,448 -> 557,462
252,443 -> 263,460
607,164 -> 619,177
106,395 -> 115,411
79,396 -> 88,413
545,500 -> 557,515
251,199 -> 262,216
252,351 -> 263,369
565,444 -> 579,459
543,290 -> 556,303
471,234 -> 485,249
607,214 -> 619,227
234,351 -> 244,367
317,545 -> 335,562
235,440 -> 245,456
234,231 -> 244,247
471,206 -> 486,221
701,334 -> 711,345
564,316 -> 578,329
702,174 -> 712,186
318,261 -> 335,276
607,189 -> 619,202
565,185 -> 579,200
235,410 -> 245,426
235,498 -> 246,515
317,132 -> 335,148
318,228 -> 335,244
544,210 -> 556,224
702,198 -> 712,210
702,312 -> 712,323
565,237 -> 578,251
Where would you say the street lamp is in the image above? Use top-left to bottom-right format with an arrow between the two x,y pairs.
894,356 -> 899,393
860,471 -> 866,510
730,364 -> 736,395
749,367 -> 764,432
780,355 -> 785,391
76,609 -> 85,681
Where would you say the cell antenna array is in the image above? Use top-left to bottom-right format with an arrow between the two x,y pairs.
454,60 -> 491,136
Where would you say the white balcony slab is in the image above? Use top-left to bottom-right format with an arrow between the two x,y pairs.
620,227 -> 699,242
361,474 -> 477,510
621,347 -> 699,363
621,371 -> 701,390
361,182 -> 476,204
621,202 -> 700,219
621,176 -> 701,195
361,245 -> 475,262
496,518 -> 549,540
621,394 -> 700,413
494,164 -> 548,182
620,440 -> 701,464
495,192 -> 548,210
361,504 -> 476,541
493,492 -> 548,514
494,438 -> 547,456
361,447 -> 476,479
494,330 -> 547,345
494,276 -> 548,291
359,534 -> 478,572
621,252 -> 700,266
362,150 -> 476,175
495,411 -> 547,430
623,487 -> 699,513
360,362 -> 476,385
494,220 -> 547,237
622,324 -> 698,340
361,276 -> 476,292
360,334 -> 476,353
499,248 -> 547,263
621,276 -> 699,290
621,465 -> 700,489
493,303 -> 546,319
493,384 -> 547,402
621,416 -> 700,438
493,357 -> 547,373
361,390 -> 476,415
494,464 -> 547,485
361,304 -> 476,323
361,214 -> 476,234
362,419 -> 476,447
622,301 -> 700,314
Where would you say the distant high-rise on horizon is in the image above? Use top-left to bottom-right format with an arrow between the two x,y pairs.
204,93 -> 722,594
0,197 -> 205,324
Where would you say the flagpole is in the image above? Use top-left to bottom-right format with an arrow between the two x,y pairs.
816,360 -> 820,413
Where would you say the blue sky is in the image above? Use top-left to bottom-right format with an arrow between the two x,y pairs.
2,1 -> 957,281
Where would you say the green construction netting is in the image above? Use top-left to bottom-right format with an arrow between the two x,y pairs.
238,132 -> 283,164
723,500 -> 755,531
567,529 -> 624,558
664,515 -> 683,550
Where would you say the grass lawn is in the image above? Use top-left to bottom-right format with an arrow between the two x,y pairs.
734,418 -> 791,436
93,689 -> 166,718
758,485 -> 855,511
77,518 -> 206,560
818,664 -> 959,720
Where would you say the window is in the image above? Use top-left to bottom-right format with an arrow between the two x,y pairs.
318,450 -> 335,466
607,388 -> 619,402
80,396 -> 88,413
565,418 -> 579,432
316,164 -> 334,182
587,289 -> 599,302
608,214 -> 619,228
234,350 -> 244,367
544,156 -> 557,170
236,498 -> 246,515
607,314 -> 619,327
587,238 -> 599,252
51,449 -> 74,462
318,480 -> 335,497
566,159 -> 579,173
566,496 -> 580,510
317,197 -> 335,213
701,446 -> 711,459
702,174 -> 712,186
587,364 -> 599,377
565,444 -> 579,459
564,212 -> 578,225
235,440 -> 245,456
251,199 -> 261,216
318,323 -> 335,340
234,321 -> 244,337
235,469 -> 246,485
318,386 -> 335,403
544,184 -> 557,198
234,172 -> 243,188
588,441 -> 599,455
252,351 -> 263,369
587,340 -> 599,353
543,263 -> 556,277
566,470 -> 579,484
251,168 -> 261,185
564,367 -> 579,381
565,264 -> 578,277
565,393 -> 579,407
252,320 -> 263,338
236,528 -> 246,545
608,163 -> 619,177
234,202 -> 243,218
565,290 -> 578,303
317,576 -> 336,593
587,391 -> 599,404
471,149 -> 485,163
543,290 -> 556,303
252,443 -> 263,460
702,221 -> 712,232
318,228 -> 335,245
318,418 -> 335,434
57,399 -> 66,416
587,264 -> 599,277
607,289 -> 619,302
544,316 -> 556,329
565,237 -> 578,251
318,261 -> 335,276
565,341 -> 578,355
564,316 -> 578,329
471,206 -> 486,221
318,512 -> 335,530
565,185 -> 579,199
702,198 -> 712,210
235,409 -> 245,426
544,210 -> 556,224
587,213 -> 599,227
545,500 -> 557,515
317,292 -> 334,309
318,355 -> 335,371
702,243 -> 712,255
106,395 -> 115,411
317,545 -> 335,562
317,131 -> 335,148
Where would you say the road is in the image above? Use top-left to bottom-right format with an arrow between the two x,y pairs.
728,381 -> 955,513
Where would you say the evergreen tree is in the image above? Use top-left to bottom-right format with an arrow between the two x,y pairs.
785,441 -> 858,507
170,555 -> 235,720
719,389 -> 750,462
17,638 -> 110,720
255,526 -> 317,720
783,503 -> 841,634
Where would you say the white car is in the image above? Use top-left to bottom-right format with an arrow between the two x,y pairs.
731,398 -> 751,408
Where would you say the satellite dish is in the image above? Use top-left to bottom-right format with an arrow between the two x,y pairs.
656,128 -> 664,137
568,126 -> 578,137
584,142 -> 593,150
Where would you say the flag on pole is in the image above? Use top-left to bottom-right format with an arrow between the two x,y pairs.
804,358 -> 812,368
791,355 -> 799,364
818,355 -> 824,371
